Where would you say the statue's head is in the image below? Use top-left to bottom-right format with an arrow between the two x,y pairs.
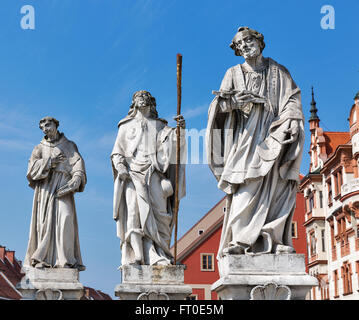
230,26 -> 265,59
39,116 -> 59,139
129,90 -> 158,118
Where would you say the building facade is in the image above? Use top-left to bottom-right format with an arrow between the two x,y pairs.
0,245 -> 24,300
172,190 -> 308,300
300,90 -> 359,300
0,245 -> 111,300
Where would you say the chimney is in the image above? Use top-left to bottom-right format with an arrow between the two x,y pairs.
0,246 -> 5,261
5,250 -> 15,264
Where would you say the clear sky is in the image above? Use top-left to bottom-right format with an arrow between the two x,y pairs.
0,0 -> 358,298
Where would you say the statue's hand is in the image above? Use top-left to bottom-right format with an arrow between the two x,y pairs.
174,115 -> 185,129
234,91 -> 266,105
116,163 -> 130,181
55,176 -> 81,198
282,120 -> 299,145
50,153 -> 66,168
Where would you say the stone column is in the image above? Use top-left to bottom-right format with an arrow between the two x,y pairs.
115,265 -> 192,300
211,254 -> 318,300
16,267 -> 85,300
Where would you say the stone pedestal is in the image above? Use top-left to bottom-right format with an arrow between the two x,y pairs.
211,254 -> 318,300
16,267 -> 84,300
115,264 -> 192,300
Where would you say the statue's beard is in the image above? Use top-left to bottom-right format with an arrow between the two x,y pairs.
242,48 -> 260,60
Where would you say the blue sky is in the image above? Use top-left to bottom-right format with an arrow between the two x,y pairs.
0,0 -> 358,298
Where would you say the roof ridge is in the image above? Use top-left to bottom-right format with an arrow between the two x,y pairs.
175,196 -> 226,244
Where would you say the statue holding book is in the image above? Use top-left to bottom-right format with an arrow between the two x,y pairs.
206,27 -> 305,257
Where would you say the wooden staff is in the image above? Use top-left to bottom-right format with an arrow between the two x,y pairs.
173,53 -> 182,265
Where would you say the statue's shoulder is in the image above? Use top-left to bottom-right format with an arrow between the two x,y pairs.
226,64 -> 242,74
60,135 -> 80,152
31,143 -> 43,157
267,58 -> 292,77
117,116 -> 133,128
156,118 -> 168,126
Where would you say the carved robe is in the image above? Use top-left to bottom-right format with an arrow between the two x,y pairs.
24,133 -> 86,270
206,58 -> 304,258
111,114 -> 186,266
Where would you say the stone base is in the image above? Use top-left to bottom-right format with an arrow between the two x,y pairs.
16,267 -> 84,300
212,254 -> 318,300
115,264 -> 192,300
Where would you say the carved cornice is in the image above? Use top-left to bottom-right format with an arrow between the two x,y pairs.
321,145 -> 352,176
303,216 -> 325,227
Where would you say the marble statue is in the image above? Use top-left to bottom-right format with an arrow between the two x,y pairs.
206,26 -> 304,257
24,117 -> 86,270
111,90 -> 186,266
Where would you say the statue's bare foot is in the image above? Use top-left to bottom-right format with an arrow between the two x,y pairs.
223,245 -> 245,255
275,244 -> 295,254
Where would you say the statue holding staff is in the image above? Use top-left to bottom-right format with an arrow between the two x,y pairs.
111,90 -> 186,266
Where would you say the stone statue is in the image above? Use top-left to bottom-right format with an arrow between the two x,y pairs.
24,117 -> 86,270
206,27 -> 304,257
111,90 -> 186,266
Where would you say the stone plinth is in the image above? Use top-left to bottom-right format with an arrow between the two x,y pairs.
16,267 -> 84,300
212,254 -> 318,300
115,264 -> 192,300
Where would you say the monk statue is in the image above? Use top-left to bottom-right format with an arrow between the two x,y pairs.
24,116 -> 86,270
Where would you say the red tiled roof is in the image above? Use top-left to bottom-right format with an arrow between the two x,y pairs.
0,245 -> 113,300
0,273 -> 22,300
83,287 -> 112,300
323,132 -> 350,157
0,246 -> 24,300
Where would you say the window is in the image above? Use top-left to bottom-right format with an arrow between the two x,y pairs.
313,148 -> 318,168
201,253 -> 214,271
329,220 -> 337,261
291,221 -> 298,239
319,191 -> 323,208
309,193 -> 314,212
342,262 -> 353,296
333,270 -> 339,298
327,179 -> 332,206
321,229 -> 326,252
310,231 -> 317,256
334,170 -> 343,197
306,190 -> 315,213
337,214 -> 349,257
186,295 -> 197,300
